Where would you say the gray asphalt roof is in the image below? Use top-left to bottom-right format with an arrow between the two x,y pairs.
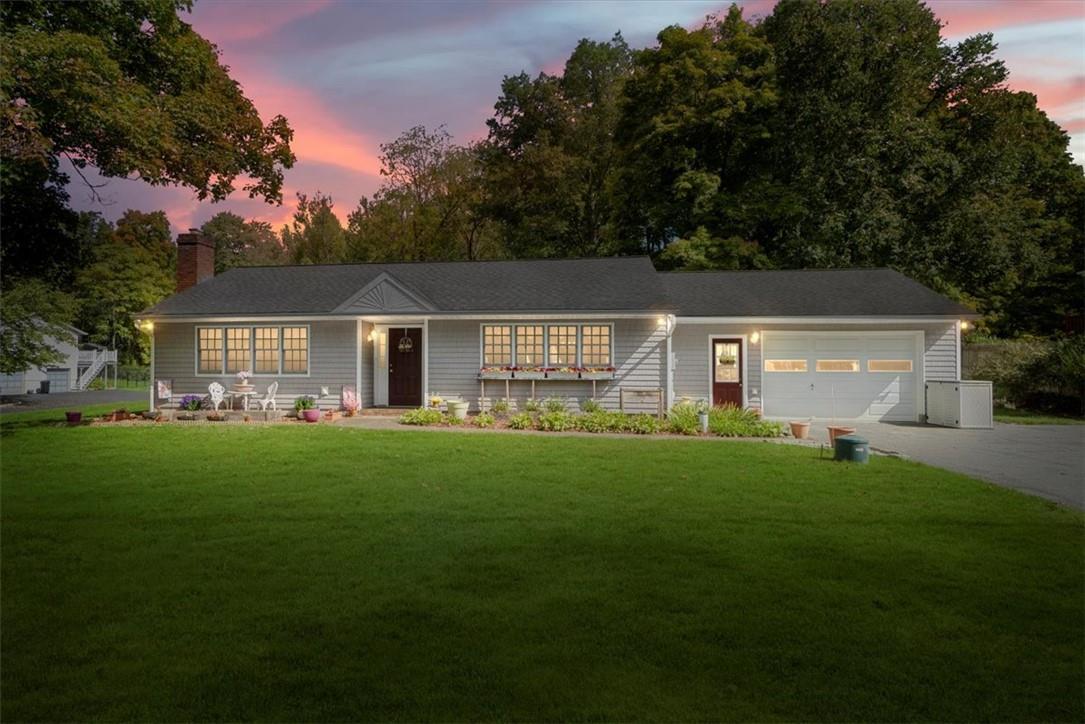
143,258 -> 974,318
661,268 -> 975,317
144,256 -> 671,316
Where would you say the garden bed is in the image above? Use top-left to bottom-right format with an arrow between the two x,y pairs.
400,400 -> 784,438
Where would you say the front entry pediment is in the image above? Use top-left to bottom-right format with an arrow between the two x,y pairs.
334,273 -> 435,314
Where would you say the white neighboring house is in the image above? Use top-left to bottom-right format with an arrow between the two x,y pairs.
0,324 -> 118,395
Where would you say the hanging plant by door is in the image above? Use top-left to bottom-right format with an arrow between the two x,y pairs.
719,354 -> 736,366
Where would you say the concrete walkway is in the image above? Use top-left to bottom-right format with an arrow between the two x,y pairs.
806,421 -> 1085,510
0,389 -> 147,412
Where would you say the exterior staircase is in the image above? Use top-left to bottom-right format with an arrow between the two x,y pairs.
77,349 -> 117,390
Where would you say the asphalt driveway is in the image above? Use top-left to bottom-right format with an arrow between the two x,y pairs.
0,389 -> 147,412
809,421 -> 1085,509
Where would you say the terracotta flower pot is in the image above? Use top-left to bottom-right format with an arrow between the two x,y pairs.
827,425 -> 856,446
789,421 -> 810,439
302,409 -> 320,423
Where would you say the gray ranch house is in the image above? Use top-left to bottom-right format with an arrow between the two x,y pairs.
142,230 -> 976,421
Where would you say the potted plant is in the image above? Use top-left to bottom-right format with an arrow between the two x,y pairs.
789,420 -> 811,439
65,411 -> 82,425
295,395 -> 319,422
176,395 -> 202,421
234,369 -> 253,392
718,353 -> 737,366
696,400 -> 710,434
429,394 -> 444,409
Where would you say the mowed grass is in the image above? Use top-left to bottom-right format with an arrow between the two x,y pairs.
994,404 -> 1085,425
1,424 -> 1082,722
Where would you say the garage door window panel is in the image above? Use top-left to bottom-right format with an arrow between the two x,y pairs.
868,360 -> 913,373
765,359 -> 808,372
816,359 -> 860,372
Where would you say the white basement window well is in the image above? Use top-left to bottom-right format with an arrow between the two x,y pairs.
764,359 -> 808,372
195,325 -> 309,376
815,359 -> 860,372
868,359 -> 913,373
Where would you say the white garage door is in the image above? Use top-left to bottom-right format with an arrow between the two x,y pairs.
46,368 -> 70,393
762,332 -> 920,421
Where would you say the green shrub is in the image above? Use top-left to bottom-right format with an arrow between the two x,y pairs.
623,414 -> 661,435
537,411 -> 575,431
399,408 -> 444,426
445,414 -> 464,426
491,399 -> 509,416
575,411 -> 620,433
508,412 -> 534,430
523,398 -> 541,413
666,402 -> 702,435
579,398 -> 603,414
294,395 -> 316,411
474,412 -> 495,428
708,406 -> 782,437
972,336 -> 1085,414
543,397 -> 566,413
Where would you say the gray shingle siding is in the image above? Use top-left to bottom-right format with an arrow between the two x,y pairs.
153,320 -> 358,409
427,319 -> 665,412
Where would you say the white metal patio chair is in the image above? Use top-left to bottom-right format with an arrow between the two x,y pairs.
208,382 -> 226,411
256,381 -> 279,411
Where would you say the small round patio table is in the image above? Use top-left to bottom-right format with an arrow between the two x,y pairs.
229,388 -> 259,411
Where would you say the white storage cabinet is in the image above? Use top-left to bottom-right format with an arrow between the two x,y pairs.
925,380 -> 993,429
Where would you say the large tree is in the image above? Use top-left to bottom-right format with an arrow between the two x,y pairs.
281,193 -> 347,265
201,211 -> 284,272
0,279 -> 77,375
347,126 -> 500,262
0,0 -> 294,204
480,33 -> 633,257
612,0 -> 1083,335
74,209 -> 175,363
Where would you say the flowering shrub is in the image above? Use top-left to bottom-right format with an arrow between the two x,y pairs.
473,413 -> 495,428
523,398 -> 541,412
491,399 -> 510,416
399,408 -> 444,425
177,394 -> 203,412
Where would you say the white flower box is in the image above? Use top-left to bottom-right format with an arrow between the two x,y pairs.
545,371 -> 579,380
515,370 -> 546,380
580,371 -> 616,380
478,370 -> 512,380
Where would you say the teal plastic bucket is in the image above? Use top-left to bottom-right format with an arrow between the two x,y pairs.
833,434 -> 869,464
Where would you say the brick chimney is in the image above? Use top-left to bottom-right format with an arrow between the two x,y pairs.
176,228 -> 214,293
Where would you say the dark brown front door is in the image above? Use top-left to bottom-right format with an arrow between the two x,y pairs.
711,338 -> 743,407
388,327 -> 422,407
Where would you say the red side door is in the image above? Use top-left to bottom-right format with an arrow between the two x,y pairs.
711,338 -> 743,408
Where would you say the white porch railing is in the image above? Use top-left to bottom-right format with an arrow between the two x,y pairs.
76,349 -> 118,389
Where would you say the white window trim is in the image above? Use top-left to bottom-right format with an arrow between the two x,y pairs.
193,324 -> 311,378
478,322 -> 614,369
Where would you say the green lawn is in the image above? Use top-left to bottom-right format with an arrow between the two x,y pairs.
994,404 -> 1085,425
2,423 -> 1082,721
